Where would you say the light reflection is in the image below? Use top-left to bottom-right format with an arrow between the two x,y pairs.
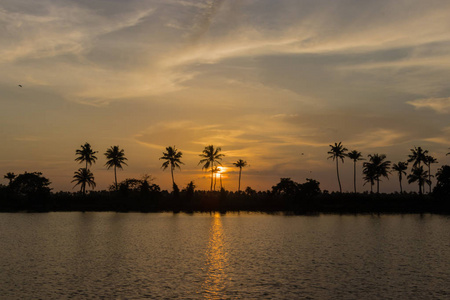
201,213 -> 228,299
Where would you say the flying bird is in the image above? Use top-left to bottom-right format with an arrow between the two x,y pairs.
18,85 -> 22,87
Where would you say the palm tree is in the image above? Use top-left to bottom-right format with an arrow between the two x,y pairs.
4,172 -> 16,185
327,142 -> 347,192
424,155 -> 438,194
407,146 -> 428,168
160,146 -> 184,189
198,145 -> 224,191
104,146 -> 128,190
362,164 -> 376,193
75,142 -> 98,169
392,162 -> 408,193
363,154 -> 391,193
72,168 -> 96,194
347,150 -> 364,193
233,159 -> 248,192
407,166 -> 430,194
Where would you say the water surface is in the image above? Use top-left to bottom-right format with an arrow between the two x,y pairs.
0,213 -> 448,299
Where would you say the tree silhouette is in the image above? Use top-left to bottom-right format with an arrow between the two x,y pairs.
407,146 -> 428,168
72,168 -> 96,194
233,159 -> 248,192
346,150 -> 364,193
363,154 -> 391,193
160,146 -> 184,190
362,164 -> 376,193
75,143 -> 98,169
4,172 -> 16,185
198,145 -> 224,191
327,142 -> 347,192
407,166 -> 430,194
424,155 -> 438,193
434,165 -> 450,198
104,146 -> 128,190
392,162 -> 408,193
211,166 -> 220,191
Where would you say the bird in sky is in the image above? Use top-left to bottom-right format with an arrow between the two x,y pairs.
18,85 -> 22,87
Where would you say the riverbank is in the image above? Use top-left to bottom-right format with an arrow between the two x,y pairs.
1,190 -> 449,214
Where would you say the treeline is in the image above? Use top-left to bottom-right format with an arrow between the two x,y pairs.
1,173 -> 449,213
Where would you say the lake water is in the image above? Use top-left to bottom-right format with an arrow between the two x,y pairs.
0,213 -> 449,299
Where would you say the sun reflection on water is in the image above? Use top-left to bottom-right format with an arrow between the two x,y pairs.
201,213 -> 228,299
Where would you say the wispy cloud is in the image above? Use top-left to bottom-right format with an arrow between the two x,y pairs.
407,97 -> 450,114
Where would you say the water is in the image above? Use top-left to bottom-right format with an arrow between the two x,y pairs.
0,213 -> 449,299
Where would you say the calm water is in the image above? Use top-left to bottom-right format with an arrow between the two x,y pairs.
0,213 -> 449,299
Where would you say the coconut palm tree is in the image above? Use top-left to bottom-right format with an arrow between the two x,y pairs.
407,166 -> 430,194
233,159 -> 248,192
392,162 -> 408,193
327,142 -> 347,192
407,146 -> 428,168
160,146 -> 184,189
424,155 -> 438,194
72,168 -> 96,194
347,150 -> 364,193
199,145 -> 224,191
363,154 -> 391,193
104,146 -> 128,190
4,172 -> 16,185
75,142 -> 98,169
362,164 -> 376,193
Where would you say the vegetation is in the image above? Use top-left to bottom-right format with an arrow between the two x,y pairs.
363,154 -> 391,193
392,162 -> 408,193
1,142 -> 450,214
160,146 -> 184,190
327,142 -> 347,193
75,143 -> 98,169
104,146 -> 128,191
72,168 -> 96,194
198,145 -> 224,191
233,159 -> 248,192
347,150 -> 364,193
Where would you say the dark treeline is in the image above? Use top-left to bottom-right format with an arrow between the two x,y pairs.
1,174 -> 449,214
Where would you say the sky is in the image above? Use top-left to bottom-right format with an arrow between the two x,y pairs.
1,0 -> 450,193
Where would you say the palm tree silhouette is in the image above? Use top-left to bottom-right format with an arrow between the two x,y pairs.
424,155 -> 438,193
327,142 -> 347,192
72,168 -> 96,194
363,154 -> 391,193
233,159 -> 248,192
4,172 -> 16,185
347,150 -> 364,193
392,162 -> 408,193
160,146 -> 184,189
104,146 -> 128,190
407,146 -> 428,168
407,166 -> 430,194
362,164 -> 376,193
75,143 -> 98,169
199,145 -> 224,191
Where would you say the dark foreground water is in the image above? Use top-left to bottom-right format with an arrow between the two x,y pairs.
0,213 -> 449,299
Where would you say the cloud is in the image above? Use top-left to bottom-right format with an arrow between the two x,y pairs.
407,97 -> 450,114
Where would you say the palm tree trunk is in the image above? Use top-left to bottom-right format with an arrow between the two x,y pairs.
210,166 -> 214,191
377,178 -> 380,193
353,161 -> 356,193
171,166 -> 175,187
428,165 -> 431,194
114,165 -> 118,190
399,175 -> 403,193
220,174 -> 222,190
336,160 -> 342,193
238,167 -> 242,192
